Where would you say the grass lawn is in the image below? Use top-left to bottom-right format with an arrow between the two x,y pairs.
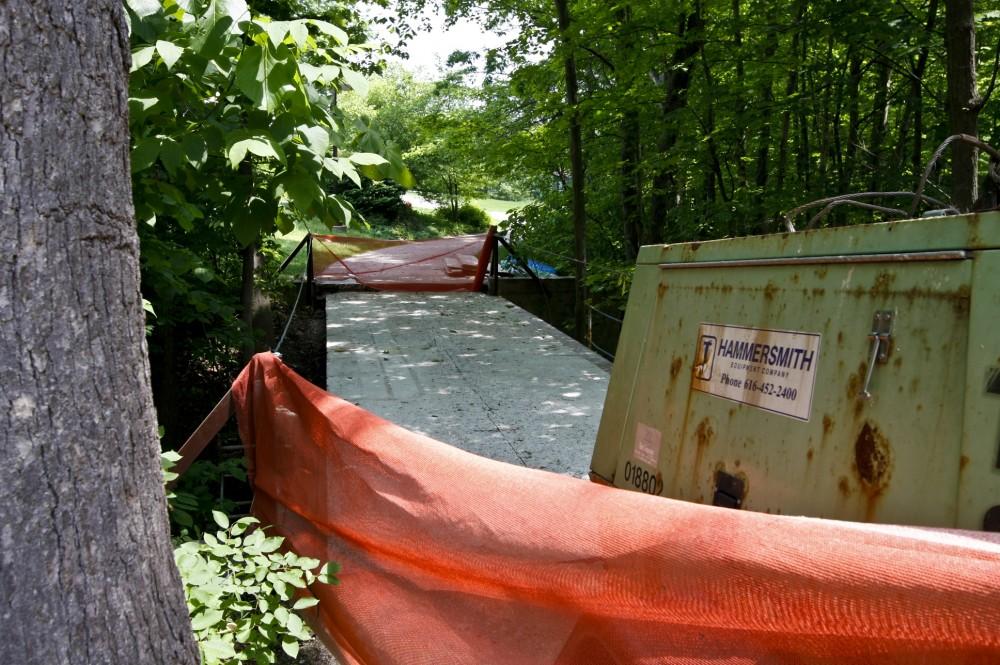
468,198 -> 532,219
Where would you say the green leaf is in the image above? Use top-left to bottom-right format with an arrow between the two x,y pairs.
298,125 -> 330,157
277,171 -> 323,211
348,152 -> 388,166
281,638 -> 300,658
126,0 -> 162,18
316,561 -> 340,585
131,137 -> 160,173
155,40 -> 185,70
261,20 -> 291,46
298,62 -> 340,84
308,19 -> 348,45
128,97 -> 159,116
212,510 -> 230,530
158,138 -> 184,177
200,634 -> 237,661
235,43 -> 294,112
285,611 -> 305,637
287,21 -> 309,48
292,597 -> 320,610
130,46 -> 157,72
227,133 -> 285,169
182,133 -> 208,168
340,67 -> 368,97
191,608 -> 224,631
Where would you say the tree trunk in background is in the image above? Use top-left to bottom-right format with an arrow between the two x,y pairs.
945,0 -> 979,210
0,2 -> 199,663
898,0 -> 938,179
555,0 -> 588,341
240,242 -> 273,363
731,0 -> 749,192
649,10 -> 703,241
621,109 -> 643,260
868,45 -> 892,191
752,11 -> 779,228
618,5 -> 643,261
842,50 -> 863,192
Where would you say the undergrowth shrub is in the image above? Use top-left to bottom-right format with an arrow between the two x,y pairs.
163,453 -> 340,664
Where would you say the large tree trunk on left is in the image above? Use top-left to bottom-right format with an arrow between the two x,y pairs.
0,3 -> 199,664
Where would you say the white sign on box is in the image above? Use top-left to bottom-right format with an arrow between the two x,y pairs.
633,422 -> 662,467
691,323 -> 821,421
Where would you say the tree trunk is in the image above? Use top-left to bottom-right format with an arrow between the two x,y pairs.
842,50 -> 863,191
868,44 -> 892,191
555,0 -> 588,342
945,0 -> 979,210
241,242 -> 273,363
649,10 -> 703,241
0,2 -> 198,664
618,6 -> 643,261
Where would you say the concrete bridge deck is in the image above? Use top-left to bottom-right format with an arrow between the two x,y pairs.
325,292 -> 610,477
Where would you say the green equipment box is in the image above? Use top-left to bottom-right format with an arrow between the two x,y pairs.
591,212 -> 1000,531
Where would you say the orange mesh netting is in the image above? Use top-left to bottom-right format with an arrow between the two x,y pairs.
232,353 -> 1000,665
311,229 -> 494,292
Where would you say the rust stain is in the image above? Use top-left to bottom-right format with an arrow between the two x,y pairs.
736,471 -> 750,502
657,283 -> 668,298
909,377 -> 920,394
869,271 -> 896,297
893,355 -> 903,368
669,356 -> 683,380
811,288 -> 826,297
815,267 -> 829,279
838,476 -> 852,498
791,273 -> 800,284
837,331 -> 844,345
734,458 -> 741,468
845,362 -> 865,399
822,415 -> 834,436
854,421 -> 893,521
763,282 -> 780,301
960,455 -> 970,472
691,418 -> 715,487
806,448 -> 814,462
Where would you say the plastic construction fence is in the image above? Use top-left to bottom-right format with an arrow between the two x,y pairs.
311,229 -> 494,292
233,353 -> 1000,665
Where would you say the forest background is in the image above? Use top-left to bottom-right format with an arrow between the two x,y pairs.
137,0 -> 999,450
3,0 -> 999,662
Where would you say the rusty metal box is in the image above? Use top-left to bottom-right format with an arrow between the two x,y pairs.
591,212 -> 1000,530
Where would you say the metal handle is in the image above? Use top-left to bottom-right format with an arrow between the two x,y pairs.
860,310 -> 894,401
860,336 -> 882,400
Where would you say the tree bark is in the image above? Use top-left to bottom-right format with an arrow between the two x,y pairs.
649,10 -> 703,241
868,44 -> 892,191
945,0 -> 979,210
618,6 -> 643,261
0,3 -> 199,663
555,0 -> 588,341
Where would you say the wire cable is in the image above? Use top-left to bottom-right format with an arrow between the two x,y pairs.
274,266 -> 308,355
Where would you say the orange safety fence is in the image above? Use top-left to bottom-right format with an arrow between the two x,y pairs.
311,229 -> 494,292
232,353 -> 1000,665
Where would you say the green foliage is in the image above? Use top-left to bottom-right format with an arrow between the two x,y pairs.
338,180 -> 408,221
170,458 -> 249,536
340,67 -> 490,209
433,202 -> 491,231
174,514 -> 340,664
162,454 -> 339,664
